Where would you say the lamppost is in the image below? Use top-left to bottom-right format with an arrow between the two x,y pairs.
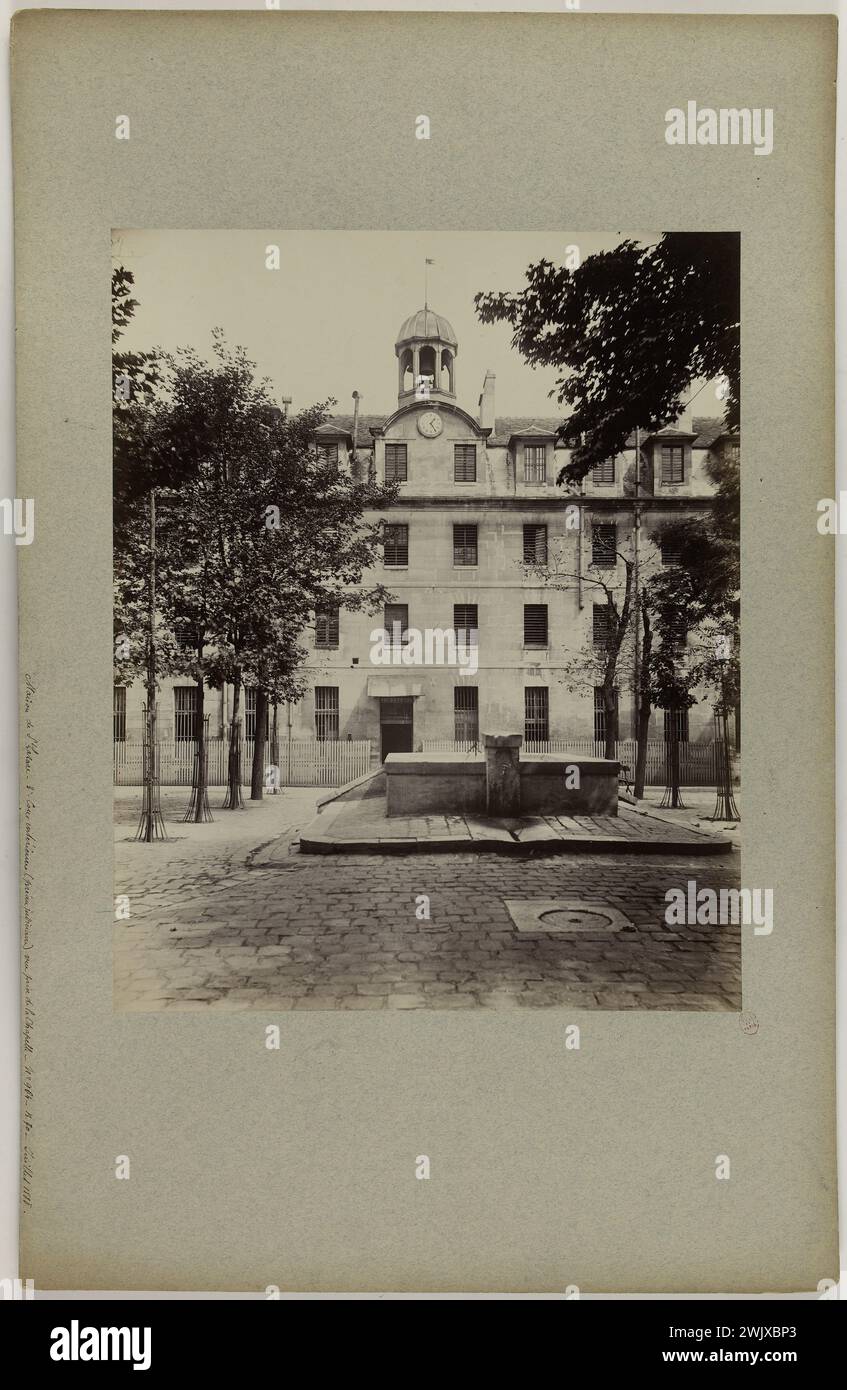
711,640 -> 740,822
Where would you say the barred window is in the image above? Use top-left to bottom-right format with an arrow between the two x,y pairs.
315,686 -> 339,742
593,603 -> 614,648
383,523 -> 409,566
594,686 -> 619,744
663,706 -> 689,743
525,687 -> 549,743
524,604 -> 548,647
453,524 -> 478,566
113,686 -> 126,742
174,685 -> 199,742
661,445 -> 685,483
592,457 -> 615,484
453,603 -> 478,645
523,523 -> 547,564
385,443 -> 408,483
384,603 -> 409,646
454,686 -> 479,743
317,440 -> 339,465
245,688 -> 270,742
315,605 -> 340,648
454,444 -> 477,482
592,523 -> 617,567
524,445 -> 546,483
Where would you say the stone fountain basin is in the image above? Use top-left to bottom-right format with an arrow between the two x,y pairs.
384,751 -> 619,818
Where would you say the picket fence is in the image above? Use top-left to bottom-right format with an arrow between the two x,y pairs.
113,737 -> 373,788
421,738 -> 723,787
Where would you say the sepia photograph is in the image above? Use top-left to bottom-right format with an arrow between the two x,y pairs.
112,228 -> 742,1014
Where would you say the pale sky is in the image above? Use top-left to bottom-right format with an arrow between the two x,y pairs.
112,229 -> 663,420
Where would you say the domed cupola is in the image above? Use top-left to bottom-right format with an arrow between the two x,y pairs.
395,308 -> 458,405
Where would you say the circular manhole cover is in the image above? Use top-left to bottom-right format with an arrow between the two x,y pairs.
538,906 -> 616,932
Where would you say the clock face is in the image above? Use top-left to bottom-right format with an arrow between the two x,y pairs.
417,411 -> 443,438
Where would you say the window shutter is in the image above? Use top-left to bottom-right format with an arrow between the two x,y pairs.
383,523 -> 409,566
523,524 -> 547,564
384,443 -> 408,482
454,444 -> 477,482
523,604 -> 549,646
591,523 -> 616,567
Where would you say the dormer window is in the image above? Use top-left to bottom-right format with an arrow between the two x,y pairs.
317,440 -> 339,465
661,445 -> 685,484
524,445 -> 546,483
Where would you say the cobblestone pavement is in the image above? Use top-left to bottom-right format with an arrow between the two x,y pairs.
114,789 -> 742,1013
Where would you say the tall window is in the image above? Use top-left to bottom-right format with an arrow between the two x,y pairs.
592,457 -> 615,484
384,603 -> 409,646
383,523 -> 409,566
523,604 -> 549,647
591,523 -> 617,567
245,688 -> 270,741
453,524 -> 478,566
384,443 -> 408,482
593,603 -> 614,649
523,523 -> 547,564
315,604 -> 340,648
454,687 -> 479,744
661,445 -> 685,483
664,706 -> 690,743
664,612 -> 688,657
454,444 -> 477,482
525,687 -> 549,743
174,686 -> 199,742
113,686 -> 126,742
594,686 -> 619,744
317,440 -> 339,465
453,603 -> 478,645
315,686 -> 339,741
524,445 -> 546,483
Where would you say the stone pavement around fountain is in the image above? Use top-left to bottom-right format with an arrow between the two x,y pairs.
114,788 -> 742,1015
287,774 -> 734,857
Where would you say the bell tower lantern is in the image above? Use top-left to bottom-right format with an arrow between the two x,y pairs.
395,308 -> 458,406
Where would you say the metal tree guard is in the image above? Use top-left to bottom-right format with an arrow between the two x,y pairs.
182,714 -> 213,823
659,709 -> 685,810
222,715 -> 245,809
134,702 -> 168,842
710,713 -> 740,823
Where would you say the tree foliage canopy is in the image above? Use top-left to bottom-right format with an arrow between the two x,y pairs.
474,232 -> 740,483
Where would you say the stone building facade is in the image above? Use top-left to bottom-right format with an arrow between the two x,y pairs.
115,307 -> 736,760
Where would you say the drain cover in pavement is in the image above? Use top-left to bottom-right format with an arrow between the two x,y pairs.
504,899 -> 632,934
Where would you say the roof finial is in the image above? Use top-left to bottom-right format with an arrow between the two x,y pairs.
424,257 -> 434,310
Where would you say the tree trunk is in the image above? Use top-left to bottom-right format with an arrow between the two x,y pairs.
603,675 -> 617,760
633,607 -> 653,799
667,710 -> 682,808
250,687 -> 269,800
223,669 -> 244,809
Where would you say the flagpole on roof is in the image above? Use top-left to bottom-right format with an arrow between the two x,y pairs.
424,257 -> 434,309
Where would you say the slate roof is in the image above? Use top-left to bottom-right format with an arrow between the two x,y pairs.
317,414 -> 386,440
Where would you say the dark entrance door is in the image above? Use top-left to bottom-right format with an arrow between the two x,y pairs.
380,697 -> 414,761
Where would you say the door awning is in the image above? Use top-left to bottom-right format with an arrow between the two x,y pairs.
367,677 -> 423,698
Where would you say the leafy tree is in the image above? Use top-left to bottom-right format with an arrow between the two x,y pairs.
474,232 -> 739,482
125,335 -> 396,807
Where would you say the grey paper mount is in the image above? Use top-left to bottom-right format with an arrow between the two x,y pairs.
12,10 -> 837,1293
